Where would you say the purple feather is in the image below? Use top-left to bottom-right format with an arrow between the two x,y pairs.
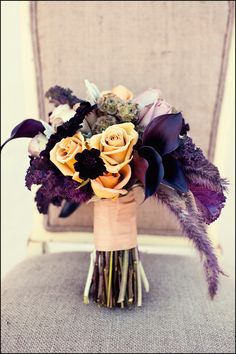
156,184 -> 224,298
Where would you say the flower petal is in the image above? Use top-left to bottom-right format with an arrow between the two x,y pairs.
1,119 -> 45,150
59,201 -> 80,218
131,150 -> 148,184
138,146 -> 164,198
162,155 -> 188,192
91,165 -> 131,199
142,113 -> 183,156
132,88 -> 162,109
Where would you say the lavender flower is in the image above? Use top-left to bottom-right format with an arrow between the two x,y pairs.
45,85 -> 82,108
25,155 -> 93,214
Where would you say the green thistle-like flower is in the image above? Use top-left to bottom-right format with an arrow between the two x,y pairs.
92,115 -> 118,134
97,93 -> 122,115
117,101 -> 139,122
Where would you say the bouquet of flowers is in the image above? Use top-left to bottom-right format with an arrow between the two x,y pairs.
2,80 -> 227,308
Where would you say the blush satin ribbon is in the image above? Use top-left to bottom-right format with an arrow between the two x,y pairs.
93,191 -> 137,251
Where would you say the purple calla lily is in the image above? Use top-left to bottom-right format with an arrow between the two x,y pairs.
135,112 -> 188,198
1,119 -> 45,150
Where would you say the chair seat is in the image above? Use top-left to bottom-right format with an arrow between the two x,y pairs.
1,252 -> 235,353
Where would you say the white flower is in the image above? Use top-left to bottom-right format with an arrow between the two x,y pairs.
28,133 -> 48,157
50,104 -> 76,123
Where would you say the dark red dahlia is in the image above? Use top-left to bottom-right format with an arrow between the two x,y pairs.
74,148 -> 106,180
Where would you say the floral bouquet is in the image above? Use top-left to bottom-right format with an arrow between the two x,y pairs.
2,81 -> 227,308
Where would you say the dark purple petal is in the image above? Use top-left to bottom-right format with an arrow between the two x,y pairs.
59,201 -> 80,218
162,155 -> 188,193
138,146 -> 164,198
142,113 -> 183,156
131,150 -> 148,184
189,184 -> 226,224
1,119 -> 45,150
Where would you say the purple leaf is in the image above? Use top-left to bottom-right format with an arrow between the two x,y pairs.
138,146 -> 164,198
1,119 -> 45,150
162,155 -> 188,192
174,136 -> 227,223
189,184 -> 226,224
142,113 -> 183,156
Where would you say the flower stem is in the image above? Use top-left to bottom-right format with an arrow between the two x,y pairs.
107,251 -> 113,308
98,252 -> 105,305
135,247 -> 142,307
83,251 -> 95,304
139,261 -> 150,293
117,250 -> 129,303
92,251 -> 99,302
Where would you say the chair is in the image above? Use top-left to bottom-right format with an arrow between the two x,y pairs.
27,0 -> 234,255
1,2 -> 235,353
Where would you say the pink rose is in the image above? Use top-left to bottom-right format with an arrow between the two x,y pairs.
133,89 -> 172,127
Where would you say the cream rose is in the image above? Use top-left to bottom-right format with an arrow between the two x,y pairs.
49,104 -> 76,124
91,165 -> 131,199
28,133 -> 48,157
89,123 -> 138,173
102,85 -> 133,101
50,132 -> 85,183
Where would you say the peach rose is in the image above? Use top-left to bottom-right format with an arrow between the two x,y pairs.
89,123 -> 138,173
91,165 -> 131,199
50,132 -> 85,183
102,85 -> 133,101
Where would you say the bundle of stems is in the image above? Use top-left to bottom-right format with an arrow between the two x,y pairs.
83,247 -> 149,308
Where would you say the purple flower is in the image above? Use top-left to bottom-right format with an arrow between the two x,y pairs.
25,155 -> 93,214
74,148 -> 106,180
134,113 -> 188,198
1,119 -> 45,151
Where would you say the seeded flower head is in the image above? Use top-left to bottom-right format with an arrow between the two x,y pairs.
97,93 -> 122,115
117,101 -> 139,122
92,115 -> 118,134
74,148 -> 106,180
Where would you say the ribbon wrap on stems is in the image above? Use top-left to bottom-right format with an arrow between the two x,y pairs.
83,190 -> 149,307
93,191 -> 138,252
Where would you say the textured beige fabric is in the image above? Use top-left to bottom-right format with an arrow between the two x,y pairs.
31,1 -> 234,234
1,252 -> 235,353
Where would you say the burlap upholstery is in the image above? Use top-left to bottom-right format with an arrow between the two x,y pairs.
1,252 -> 235,353
30,1 -> 234,234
